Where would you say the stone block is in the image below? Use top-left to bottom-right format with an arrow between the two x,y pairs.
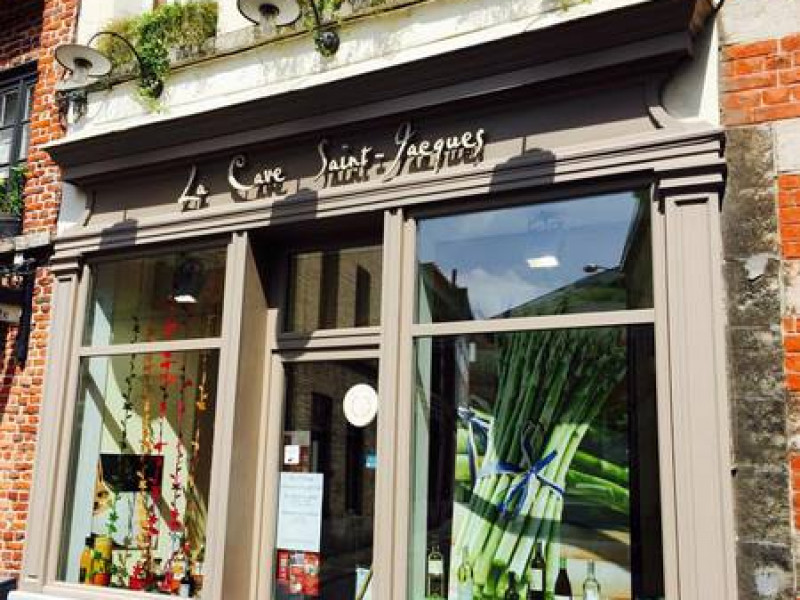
775,118 -> 800,173
724,256 -> 782,326
734,465 -> 791,544
733,398 -> 788,466
721,0 -> 800,45
728,326 -> 786,401
722,126 -> 778,258
736,541 -> 794,600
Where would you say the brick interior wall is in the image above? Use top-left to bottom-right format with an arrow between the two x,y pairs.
0,0 -> 77,579
720,9 -> 800,598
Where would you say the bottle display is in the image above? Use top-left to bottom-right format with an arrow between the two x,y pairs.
526,543 -> 545,600
456,547 -> 474,600
554,557 -> 572,600
427,545 -> 445,598
79,536 -> 93,584
504,572 -> 520,600
582,560 -> 601,600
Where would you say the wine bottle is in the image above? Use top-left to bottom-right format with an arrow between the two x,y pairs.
456,547 -> 474,600
179,557 -> 194,598
554,557 -> 572,600
526,542 -> 546,600
426,545 -> 444,598
505,572 -> 520,600
582,560 -> 601,600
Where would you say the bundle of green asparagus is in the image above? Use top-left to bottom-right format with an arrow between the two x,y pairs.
452,326 -> 628,598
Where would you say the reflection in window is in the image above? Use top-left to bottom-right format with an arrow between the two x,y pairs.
287,246 -> 382,332
60,350 -> 218,596
276,361 -> 378,600
83,249 -> 226,346
416,191 -> 652,323
410,327 -> 663,599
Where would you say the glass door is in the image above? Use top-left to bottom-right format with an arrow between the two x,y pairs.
273,357 -> 380,600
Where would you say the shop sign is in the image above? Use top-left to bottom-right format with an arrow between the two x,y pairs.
223,121 -> 486,200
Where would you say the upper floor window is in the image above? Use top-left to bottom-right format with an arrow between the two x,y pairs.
0,70 -> 35,179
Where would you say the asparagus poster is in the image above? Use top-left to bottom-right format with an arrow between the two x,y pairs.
448,326 -> 629,599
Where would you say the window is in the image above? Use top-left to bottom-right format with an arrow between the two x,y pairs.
409,191 -> 664,600
0,71 -> 35,179
59,248 -> 226,597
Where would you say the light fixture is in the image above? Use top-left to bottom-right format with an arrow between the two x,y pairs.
54,31 -> 162,121
171,258 -> 206,304
237,0 -> 340,56
527,255 -> 560,269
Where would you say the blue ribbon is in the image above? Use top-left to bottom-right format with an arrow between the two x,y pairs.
496,449 -> 564,518
457,406 -> 491,484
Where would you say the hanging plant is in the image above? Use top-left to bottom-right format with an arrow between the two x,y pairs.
0,165 -> 27,218
97,1 -> 218,103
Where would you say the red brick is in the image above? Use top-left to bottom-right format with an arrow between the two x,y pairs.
782,33 -> 800,53
753,103 -> 800,123
724,40 -> 778,59
723,90 -> 762,109
724,72 -> 778,92
733,56 -> 767,76
763,88 -> 792,105
781,175 -> 800,191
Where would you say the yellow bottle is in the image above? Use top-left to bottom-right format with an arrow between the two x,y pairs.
78,536 -> 93,583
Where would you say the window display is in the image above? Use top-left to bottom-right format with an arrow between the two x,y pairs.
274,360 -> 379,600
59,249 -> 225,597
409,327 -> 663,600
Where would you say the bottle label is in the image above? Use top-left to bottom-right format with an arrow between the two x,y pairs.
457,582 -> 474,600
179,582 -> 192,598
554,596 -> 571,600
530,570 -> 543,591
428,559 -> 444,576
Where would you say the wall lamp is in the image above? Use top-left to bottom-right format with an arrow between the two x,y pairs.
237,0 -> 340,56
55,31 -> 162,122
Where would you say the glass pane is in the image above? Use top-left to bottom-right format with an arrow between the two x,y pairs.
83,248 -> 226,346
60,350 -> 218,596
2,91 -> 18,126
410,326 -> 663,599
287,245 -> 382,332
0,127 -> 12,164
275,360 -> 379,599
416,191 -> 652,323
24,82 -> 34,120
17,124 -> 29,160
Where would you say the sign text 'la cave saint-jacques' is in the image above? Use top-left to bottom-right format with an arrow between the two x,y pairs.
220,121 -> 487,200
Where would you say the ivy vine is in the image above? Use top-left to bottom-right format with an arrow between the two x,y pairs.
0,165 -> 27,218
97,1 -> 217,103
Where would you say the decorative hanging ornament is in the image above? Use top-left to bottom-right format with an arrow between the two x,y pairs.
342,384 -> 378,428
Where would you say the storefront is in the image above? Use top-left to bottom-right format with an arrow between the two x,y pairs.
15,2 -> 737,599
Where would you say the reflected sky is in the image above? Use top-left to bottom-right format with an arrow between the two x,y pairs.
417,192 -> 647,320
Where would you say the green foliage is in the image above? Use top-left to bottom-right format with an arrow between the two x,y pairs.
97,1 -> 218,102
0,165 -> 27,217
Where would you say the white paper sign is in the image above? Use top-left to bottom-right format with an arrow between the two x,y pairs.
284,444 -> 301,465
276,472 -> 324,552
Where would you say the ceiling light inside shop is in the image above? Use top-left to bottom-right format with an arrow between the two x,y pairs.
527,255 -> 559,269
171,258 -> 205,304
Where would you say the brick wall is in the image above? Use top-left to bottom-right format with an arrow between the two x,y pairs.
0,0 -> 78,579
720,2 -> 800,597
722,35 -> 800,126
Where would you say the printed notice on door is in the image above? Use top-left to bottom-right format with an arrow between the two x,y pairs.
276,472 -> 324,552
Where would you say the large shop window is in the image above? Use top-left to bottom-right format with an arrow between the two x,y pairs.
59,248 -> 226,597
410,192 -> 664,600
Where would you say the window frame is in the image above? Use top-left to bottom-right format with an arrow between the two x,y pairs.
42,238 -> 237,600
0,65 -> 36,177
